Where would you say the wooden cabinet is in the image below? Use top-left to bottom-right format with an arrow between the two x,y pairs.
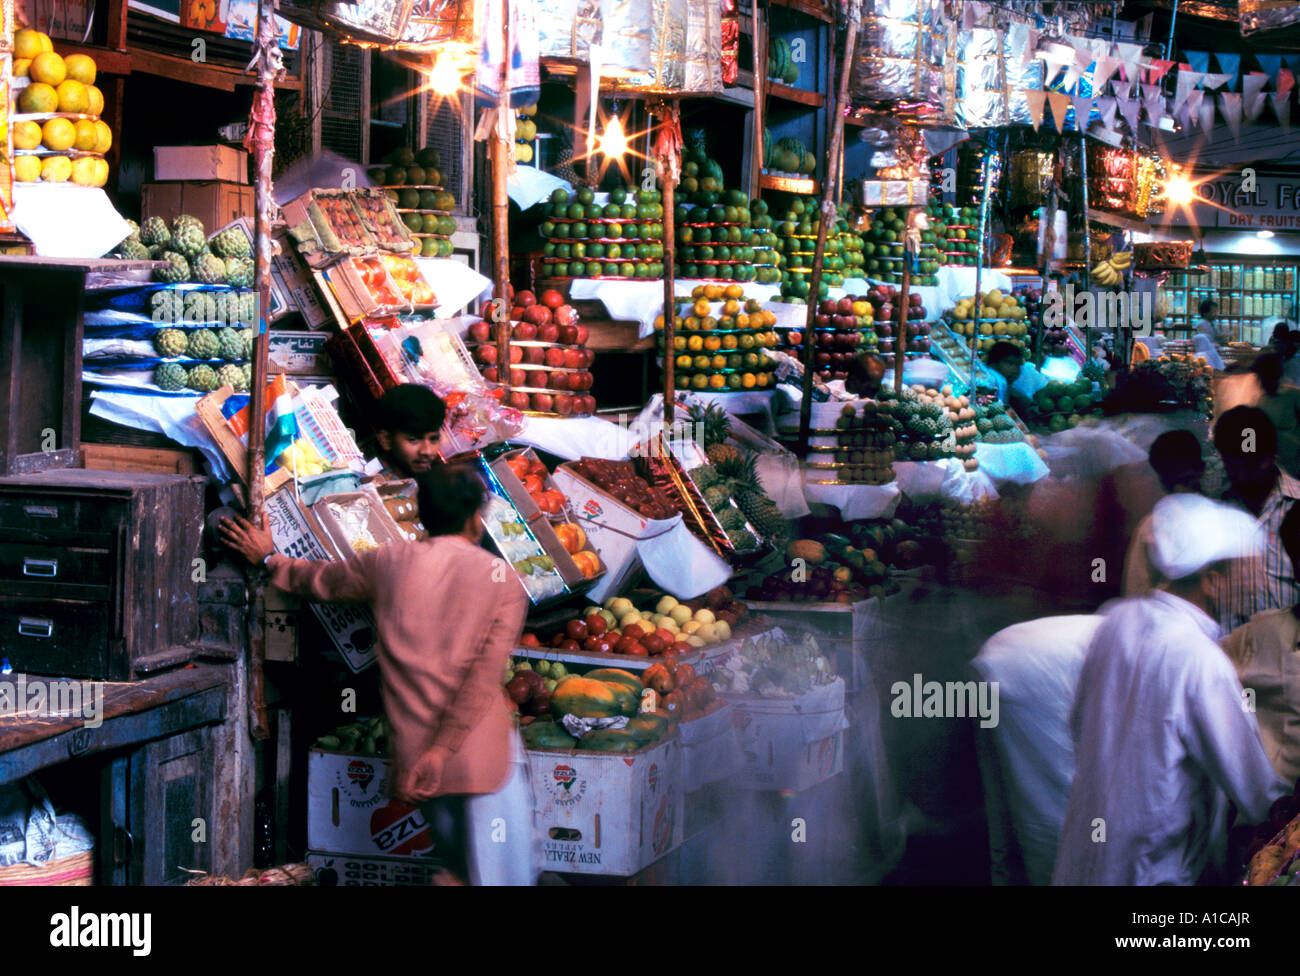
0,471 -> 206,679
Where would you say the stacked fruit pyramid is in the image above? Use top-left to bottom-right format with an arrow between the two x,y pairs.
11,29 -> 111,186
761,126 -> 816,178
830,402 -> 896,485
1025,377 -> 1098,433
974,400 -> 1025,445
514,101 -> 538,164
784,295 -> 876,382
673,146 -> 770,283
371,147 -> 455,258
538,185 -> 665,280
772,194 -> 847,302
875,383 -> 964,464
927,201 -> 981,267
657,284 -> 779,391
942,289 -> 1031,354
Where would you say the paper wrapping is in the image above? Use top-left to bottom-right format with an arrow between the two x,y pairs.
537,0 -> 602,60
858,179 -> 929,207
1241,0 -> 1300,34
603,0 -> 687,92
683,0 -> 722,94
850,0 -> 946,121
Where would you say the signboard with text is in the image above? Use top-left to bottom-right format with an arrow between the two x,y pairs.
1184,174 -> 1300,231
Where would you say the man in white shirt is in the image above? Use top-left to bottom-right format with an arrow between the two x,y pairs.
1196,299 -> 1231,344
1054,493 -> 1287,885
987,340 -> 1049,414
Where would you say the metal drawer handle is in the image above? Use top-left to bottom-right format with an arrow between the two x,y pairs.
23,505 -> 58,518
17,617 -> 53,638
21,557 -> 57,577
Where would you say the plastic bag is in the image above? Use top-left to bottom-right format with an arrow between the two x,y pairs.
636,515 -> 732,599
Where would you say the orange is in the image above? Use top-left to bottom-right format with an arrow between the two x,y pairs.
13,29 -> 46,60
13,58 -> 30,77
12,120 -> 41,150
684,315 -> 699,331
41,117 -> 76,151
722,299 -> 740,316
710,354 -> 726,369
742,372 -> 756,388
92,120 -> 112,153
709,374 -> 726,389
692,298 -> 710,317
703,335 -> 721,351
55,79 -> 88,114
691,374 -> 709,390
721,335 -> 738,350
703,284 -> 722,300
84,84 -> 104,116
73,119 -> 99,151
40,155 -> 71,182
70,156 -> 98,186
63,54 -> 97,85
735,313 -> 749,328
13,156 -> 41,182
29,51 -> 66,86
686,335 -> 703,351
18,82 -> 57,113
724,284 -> 744,299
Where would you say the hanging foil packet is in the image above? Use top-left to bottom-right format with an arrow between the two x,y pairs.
537,0 -> 603,61
850,0 -> 947,122
683,0 -> 722,94
400,0 -> 478,49
1241,0 -> 1300,34
602,0 -> 688,92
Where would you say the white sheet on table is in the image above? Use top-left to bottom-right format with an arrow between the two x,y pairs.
803,475 -> 902,519
974,441 -> 1051,485
635,516 -> 732,598
413,257 -> 492,317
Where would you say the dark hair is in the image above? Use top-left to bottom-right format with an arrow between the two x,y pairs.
987,341 -> 1023,366
1254,352 -> 1284,396
376,385 -> 446,438
1215,405 -> 1278,460
415,463 -> 486,536
1148,429 -> 1204,492
1199,299 -> 1217,318
1283,502 -> 1300,580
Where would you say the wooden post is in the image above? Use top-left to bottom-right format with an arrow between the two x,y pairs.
751,0 -> 768,202
970,144 -> 993,392
894,212 -> 914,393
662,168 -> 677,424
797,7 -> 858,456
492,0 -> 512,387
1078,133 -> 1092,367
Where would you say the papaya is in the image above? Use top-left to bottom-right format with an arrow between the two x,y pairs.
579,729 -> 642,753
550,676 -> 622,719
603,681 -> 641,718
522,721 -> 577,751
583,668 -> 643,694
625,713 -> 671,744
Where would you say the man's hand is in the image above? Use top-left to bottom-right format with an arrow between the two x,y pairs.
219,514 -> 275,565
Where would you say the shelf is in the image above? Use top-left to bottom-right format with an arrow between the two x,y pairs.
1085,208 -> 1151,234
767,82 -> 825,108
771,0 -> 835,23
760,172 -> 819,194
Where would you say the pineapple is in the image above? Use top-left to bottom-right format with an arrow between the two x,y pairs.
710,451 -> 789,545
705,443 -> 742,468
687,400 -> 732,449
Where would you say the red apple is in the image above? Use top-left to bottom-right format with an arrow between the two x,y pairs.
558,325 -> 580,346
622,622 -> 647,640
523,304 -> 552,327
595,637 -> 614,654
815,313 -> 832,328
526,370 -> 548,389
478,300 -> 497,320
531,393 -> 554,412
581,396 -> 597,415
549,633 -> 566,648
654,627 -> 676,646
836,297 -> 854,315
538,323 -> 560,343
507,391 -> 531,410
508,347 -> 523,364
819,298 -> 837,315
469,320 -> 491,343
581,349 -> 595,368
509,367 -> 526,386
516,289 -> 537,307
523,346 -> 544,364
566,618 -> 588,641
553,394 -> 574,416
510,305 -> 526,321
554,305 -> 579,327
540,289 -> 565,309
641,633 -> 666,655
562,348 -> 583,369
476,345 -> 498,364
520,633 -> 541,647
483,366 -> 499,383
583,635 -> 604,653
623,642 -> 649,657
573,325 -> 589,345
585,613 -> 608,636
544,347 -> 566,367
614,635 -> 639,654
514,321 -> 538,340
670,640 -> 693,655
558,638 -> 581,650
548,372 -> 569,391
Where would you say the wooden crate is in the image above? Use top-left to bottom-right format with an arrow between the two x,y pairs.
81,443 -> 198,475
193,385 -> 295,494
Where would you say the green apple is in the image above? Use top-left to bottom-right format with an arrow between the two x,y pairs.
669,604 -> 693,626
605,596 -> 635,617
655,595 -> 679,615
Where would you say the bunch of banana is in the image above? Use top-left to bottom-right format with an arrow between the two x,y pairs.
1091,251 -> 1131,286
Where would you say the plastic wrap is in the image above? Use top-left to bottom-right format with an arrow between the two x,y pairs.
1241,0 -> 1300,34
683,0 -> 722,94
850,0 -> 946,121
537,0 -> 602,60
602,0 -> 687,92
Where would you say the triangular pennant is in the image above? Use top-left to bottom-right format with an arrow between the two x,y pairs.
1283,54 -> 1300,77
1118,66 -> 1140,98
1092,55 -> 1120,92
1174,70 -> 1202,111
1143,91 -> 1166,128
1118,95 -> 1142,133
1272,90 -> 1292,129
1246,92 -> 1268,122
1071,95 -> 1094,131
1183,88 -> 1204,127
1146,59 -> 1175,84
1096,95 -> 1118,128
1048,91 -> 1071,133
1220,92 -> 1242,141
1024,89 -> 1047,130
1198,97 -> 1217,132
1184,50 -> 1212,74
1280,68 -> 1295,95
1201,73 -> 1233,91
1216,53 -> 1241,85
1243,73 -> 1269,120
1062,61 -> 1084,93
1257,55 -> 1283,81
1115,41 -> 1145,65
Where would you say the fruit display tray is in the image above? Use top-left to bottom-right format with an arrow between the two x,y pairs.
14,148 -> 106,158
383,183 -> 446,192
678,221 -> 748,228
660,327 -> 773,337
395,208 -> 454,216
13,111 -> 103,122
521,408 -> 597,418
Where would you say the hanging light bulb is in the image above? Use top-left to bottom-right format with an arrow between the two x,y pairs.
1165,172 -> 1196,206
600,114 -> 629,160
428,50 -> 462,98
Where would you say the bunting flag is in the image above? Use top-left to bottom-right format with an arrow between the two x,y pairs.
1146,59 -> 1175,83
1257,55 -> 1283,81
1096,95 -> 1118,128
1201,73 -> 1234,91
1243,73 -> 1269,120
1114,41 -> 1145,65
1215,52 -> 1241,84
1092,54 -> 1120,92
1062,59 -> 1085,93
1118,94 -> 1142,133
1025,89 -> 1047,129
1280,68 -> 1295,95
1118,65 -> 1140,98
1174,69 -> 1202,112
1184,50 -> 1211,74
1008,23 -> 1029,66
1141,85 -> 1166,128
1273,89 -> 1292,129
1198,97 -> 1217,132
1182,88 -> 1204,128
1284,54 -> 1300,77
1048,90 -> 1071,133
1071,94 -> 1094,131
1038,44 -> 1074,86
1219,92 -> 1242,141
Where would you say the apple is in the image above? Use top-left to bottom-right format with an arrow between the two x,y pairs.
622,621 -> 647,639
558,638 -> 581,650
469,320 -> 491,342
585,613 -> 608,636
549,372 -> 569,391
594,637 -> 614,654
583,635 -> 604,653
574,325 -> 589,345
526,370 -> 548,389
605,597 -> 634,617
540,289 -> 565,309
516,289 -> 537,307
510,306 -> 526,321
476,345 -> 498,365
523,346 -> 544,364
670,640 -> 693,655
553,394 -> 574,416
508,347 -> 524,364
507,391 -> 531,410
579,396 -> 597,415
538,323 -> 560,343
483,366 -> 499,383
520,633 -> 541,647
623,642 -> 649,657
531,392 -> 554,412
669,604 -> 693,626
654,627 -> 677,645
566,618 -> 588,641
509,367 -> 526,386
641,633 -> 666,655
815,314 -> 832,328
558,325 -> 580,345
544,347 -> 566,367
819,298 -> 837,315
581,349 -> 595,368
554,305 -> 579,327
614,635 -> 640,654
514,321 -> 538,340
522,304 -> 552,327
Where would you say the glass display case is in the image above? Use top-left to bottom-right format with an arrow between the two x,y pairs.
1160,258 -> 1299,345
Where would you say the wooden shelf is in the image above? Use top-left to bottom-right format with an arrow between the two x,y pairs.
772,0 -> 834,23
767,81 -> 825,108
1085,208 -> 1151,234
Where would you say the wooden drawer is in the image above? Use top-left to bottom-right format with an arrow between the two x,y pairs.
0,494 -> 124,542
0,599 -> 114,679
0,542 -> 112,599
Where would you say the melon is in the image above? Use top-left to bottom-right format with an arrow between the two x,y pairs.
522,721 -> 577,750
578,729 -> 642,753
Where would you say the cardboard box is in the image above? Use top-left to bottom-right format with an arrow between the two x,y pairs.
318,256 -> 412,321
727,679 -> 848,792
527,736 -> 684,876
269,329 -> 333,375
155,144 -> 249,184
739,600 -> 876,693
306,749 -> 439,859
264,489 -> 380,673
307,851 -> 441,886
551,462 -> 649,605
272,227 -> 332,328
143,180 -> 254,231
679,702 -> 744,792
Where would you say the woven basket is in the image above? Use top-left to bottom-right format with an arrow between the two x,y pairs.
0,851 -> 93,886
184,863 -> 315,886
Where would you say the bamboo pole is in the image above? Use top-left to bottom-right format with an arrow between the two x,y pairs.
894,213 -> 914,393
751,0 -> 768,203
492,0 -> 512,386
970,143 -> 993,393
797,7 -> 858,457
1078,133 -> 1091,367
662,166 -> 678,424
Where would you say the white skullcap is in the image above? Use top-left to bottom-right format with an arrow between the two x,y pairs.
1149,493 -> 1264,581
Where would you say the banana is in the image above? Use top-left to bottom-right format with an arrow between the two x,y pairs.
1109,251 -> 1132,269
1091,260 -> 1112,278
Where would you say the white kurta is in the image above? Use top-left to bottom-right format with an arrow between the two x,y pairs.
1053,590 -> 1285,886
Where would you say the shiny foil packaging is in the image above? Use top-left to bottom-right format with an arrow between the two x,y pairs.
537,0 -> 602,60
850,0 -> 947,121
602,0 -> 687,92
683,0 -> 722,94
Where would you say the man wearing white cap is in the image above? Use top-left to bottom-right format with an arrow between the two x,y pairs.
1054,493 -> 1288,886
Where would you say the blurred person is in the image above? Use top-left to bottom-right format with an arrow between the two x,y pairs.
1197,298 -> 1230,344
1221,501 -> 1300,784
220,464 -> 535,885
374,384 -> 446,478
1121,429 -> 1206,596
1214,405 -> 1300,631
1053,493 -> 1287,886
1253,353 -> 1300,476
987,340 -> 1049,415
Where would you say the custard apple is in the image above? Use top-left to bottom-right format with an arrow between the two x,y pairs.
154,362 -> 187,392
140,217 -> 170,247
118,241 -> 150,261
238,328 -> 254,357
123,219 -> 140,243
153,328 -> 189,358
217,364 -> 246,392
211,227 -> 251,260
147,244 -> 166,260
193,252 -> 227,285
154,251 -> 190,284
216,328 -> 244,360
726,529 -> 757,552
718,507 -> 746,531
224,256 -> 254,288
185,364 -> 219,393
150,290 -> 182,322
239,364 -> 252,390
187,329 -> 220,359
170,216 -> 207,259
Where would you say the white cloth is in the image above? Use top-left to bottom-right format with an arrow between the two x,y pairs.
973,442 -> 1050,486
973,615 -> 1103,886
506,166 -> 571,212
1011,362 -> 1051,400
1149,492 -> 1264,581
464,734 -> 539,885
1053,591 -> 1285,885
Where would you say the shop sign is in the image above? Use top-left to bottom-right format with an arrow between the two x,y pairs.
1185,175 -> 1300,230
